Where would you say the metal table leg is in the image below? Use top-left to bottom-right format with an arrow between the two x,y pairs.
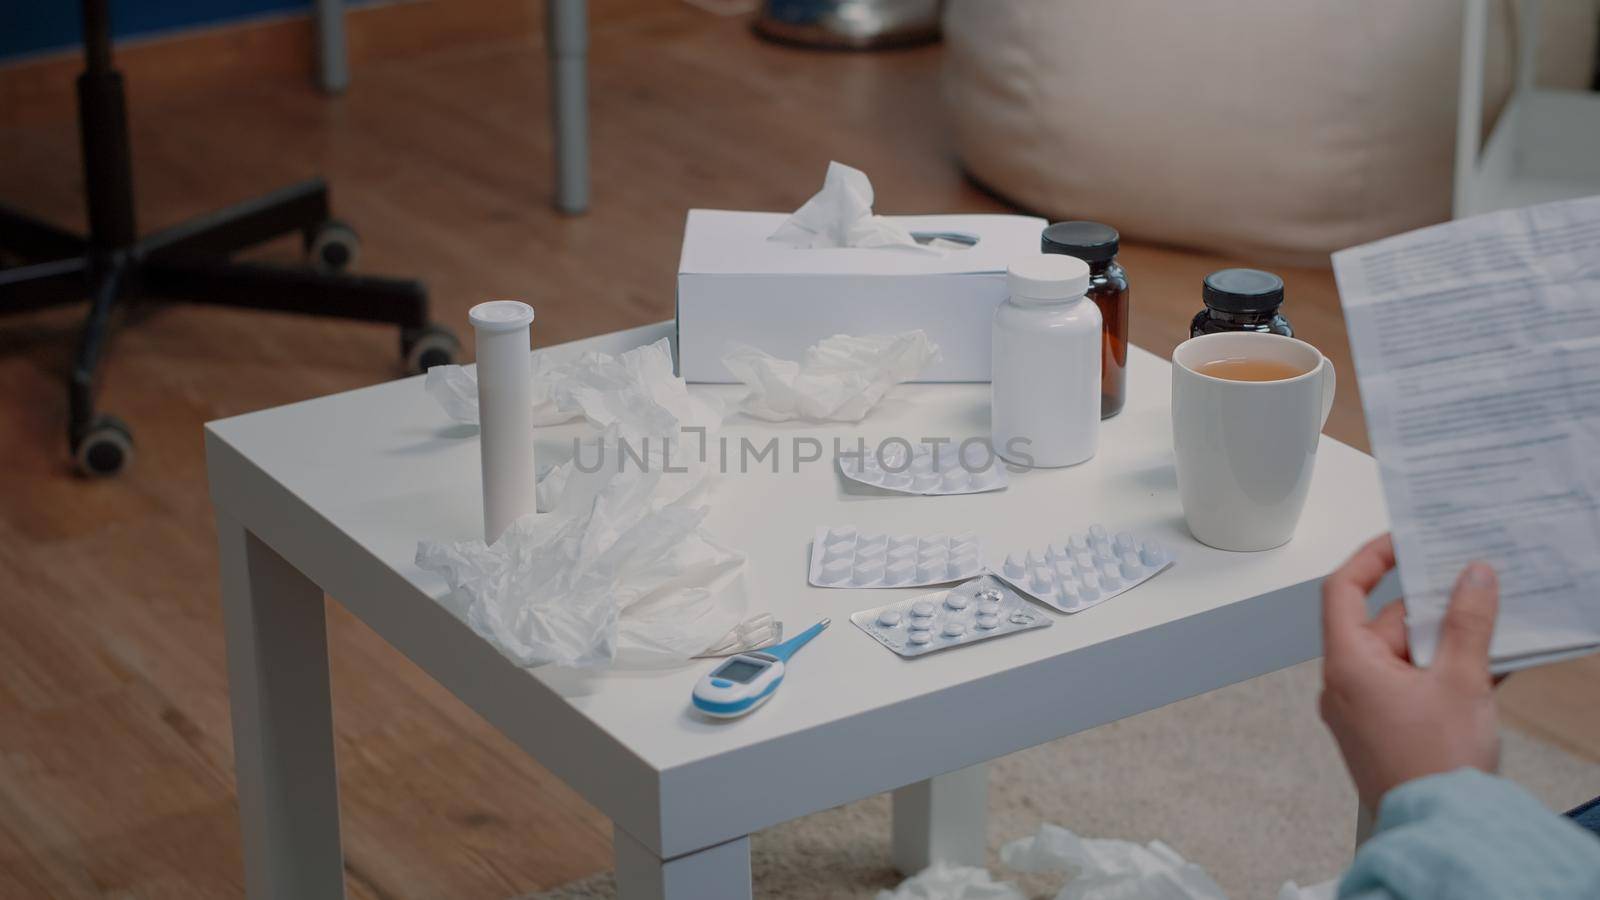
314,0 -> 350,94
548,0 -> 590,214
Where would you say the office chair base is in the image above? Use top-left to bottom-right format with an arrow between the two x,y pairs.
1,180 -> 459,477
2,3 -> 455,477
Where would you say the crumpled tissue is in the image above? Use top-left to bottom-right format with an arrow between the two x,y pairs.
424,345 -> 584,427
874,862 -> 1025,900
417,339 -> 742,669
722,330 -> 939,422
538,338 -> 721,516
882,823 -> 1335,900
768,161 -> 928,251
425,338 -> 720,512
424,338 -> 719,435
555,337 -> 719,438
1001,823 -> 1228,900
416,440 -> 746,668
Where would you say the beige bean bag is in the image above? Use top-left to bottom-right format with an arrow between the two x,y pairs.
943,0 -> 1597,266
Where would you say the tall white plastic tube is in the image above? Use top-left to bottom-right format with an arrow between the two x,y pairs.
469,300 -> 538,543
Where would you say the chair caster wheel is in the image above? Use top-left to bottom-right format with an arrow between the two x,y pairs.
402,324 -> 461,374
306,219 -> 360,273
73,413 -> 134,477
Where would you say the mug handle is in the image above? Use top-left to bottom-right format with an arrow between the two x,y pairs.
1319,356 -> 1337,430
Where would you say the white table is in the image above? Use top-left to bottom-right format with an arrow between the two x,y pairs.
206,321 -> 1393,899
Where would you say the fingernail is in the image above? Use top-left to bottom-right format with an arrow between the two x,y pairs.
1464,562 -> 1495,587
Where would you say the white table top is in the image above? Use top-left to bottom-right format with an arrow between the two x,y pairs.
205,321 -> 1391,857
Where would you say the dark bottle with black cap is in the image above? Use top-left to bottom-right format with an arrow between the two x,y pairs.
1041,221 -> 1128,418
1192,269 -> 1294,338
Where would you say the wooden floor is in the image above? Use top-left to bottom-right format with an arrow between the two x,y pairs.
1,4 -> 1595,898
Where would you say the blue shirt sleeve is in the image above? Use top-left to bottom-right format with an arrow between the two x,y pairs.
1338,768 -> 1600,900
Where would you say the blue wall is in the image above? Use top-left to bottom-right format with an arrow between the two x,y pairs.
2,0 -> 317,61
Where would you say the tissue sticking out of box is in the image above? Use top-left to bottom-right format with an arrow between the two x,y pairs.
767,161 -> 930,251
722,330 -> 940,422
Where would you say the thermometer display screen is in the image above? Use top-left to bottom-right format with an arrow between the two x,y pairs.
714,658 -> 767,683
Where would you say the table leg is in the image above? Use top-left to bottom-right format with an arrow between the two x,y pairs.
546,0 -> 590,214
217,514 -> 346,899
312,0 -> 350,94
614,827 -> 752,900
891,763 -> 989,874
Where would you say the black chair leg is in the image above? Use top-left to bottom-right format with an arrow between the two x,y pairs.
71,259 -> 121,437
0,257 -> 90,313
69,258 -> 134,476
0,203 -> 88,263
142,259 -> 428,328
141,258 -> 458,373
139,179 -> 332,261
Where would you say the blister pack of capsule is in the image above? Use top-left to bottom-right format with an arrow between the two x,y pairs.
836,441 -> 1008,496
849,575 -> 1052,658
809,526 -> 986,588
991,524 -> 1174,614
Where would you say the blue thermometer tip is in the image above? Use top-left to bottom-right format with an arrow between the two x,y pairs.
765,617 -> 829,662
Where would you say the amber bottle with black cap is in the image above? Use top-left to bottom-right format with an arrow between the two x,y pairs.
1191,268 -> 1294,337
1041,221 -> 1128,418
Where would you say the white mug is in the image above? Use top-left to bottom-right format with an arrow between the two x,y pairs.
1171,333 -> 1335,552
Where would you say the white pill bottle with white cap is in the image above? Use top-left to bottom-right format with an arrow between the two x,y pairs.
991,255 -> 1102,468
469,299 -> 538,543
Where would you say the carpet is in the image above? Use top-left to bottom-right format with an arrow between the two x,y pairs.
524,661 -> 1600,900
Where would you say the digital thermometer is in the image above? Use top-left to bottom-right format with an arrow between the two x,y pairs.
691,618 -> 829,718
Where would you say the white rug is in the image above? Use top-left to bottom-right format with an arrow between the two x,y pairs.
525,661 -> 1600,900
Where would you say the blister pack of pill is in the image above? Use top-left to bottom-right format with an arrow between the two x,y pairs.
837,441 -> 1008,496
808,526 -> 985,588
991,524 -> 1173,613
849,575 -> 1052,658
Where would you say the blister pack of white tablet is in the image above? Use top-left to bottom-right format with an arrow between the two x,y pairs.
850,575 -> 1052,658
837,442 -> 1008,495
991,524 -> 1174,613
809,526 -> 985,588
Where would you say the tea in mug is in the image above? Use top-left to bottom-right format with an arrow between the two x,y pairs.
1195,357 -> 1310,382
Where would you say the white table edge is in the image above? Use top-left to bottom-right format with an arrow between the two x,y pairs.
653,564 -> 1397,856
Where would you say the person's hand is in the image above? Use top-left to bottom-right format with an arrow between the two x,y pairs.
1319,534 -> 1502,810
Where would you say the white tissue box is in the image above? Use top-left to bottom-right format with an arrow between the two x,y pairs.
675,209 -> 1048,382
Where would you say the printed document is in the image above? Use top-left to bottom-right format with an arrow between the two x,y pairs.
1333,195 -> 1600,671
